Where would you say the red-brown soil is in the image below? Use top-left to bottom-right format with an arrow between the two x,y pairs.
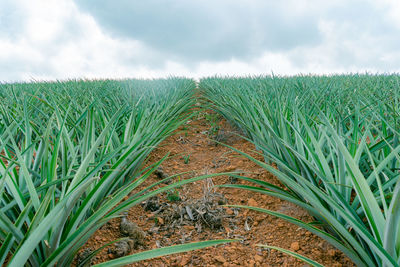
79,110 -> 353,267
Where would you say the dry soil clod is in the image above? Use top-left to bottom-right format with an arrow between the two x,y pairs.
112,239 -> 135,257
154,167 -> 172,184
120,215 -> 146,245
142,196 -> 161,212
154,167 -> 168,179
76,248 -> 93,267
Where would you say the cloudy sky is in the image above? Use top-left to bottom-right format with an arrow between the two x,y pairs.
1,0 -> 400,81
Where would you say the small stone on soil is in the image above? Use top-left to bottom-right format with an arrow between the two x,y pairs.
254,254 -> 264,263
248,198 -> 258,207
225,207 -> 234,215
328,249 -> 337,257
215,255 -> 226,263
180,256 -> 191,266
290,241 -> 300,251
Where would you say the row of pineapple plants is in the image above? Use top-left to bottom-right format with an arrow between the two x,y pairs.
0,78 -> 231,267
200,74 -> 400,267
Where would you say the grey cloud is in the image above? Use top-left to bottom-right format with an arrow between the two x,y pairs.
74,0 -> 322,62
2,0 -> 400,82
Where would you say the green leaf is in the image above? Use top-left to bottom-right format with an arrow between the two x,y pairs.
93,240 -> 236,267
258,245 -> 324,267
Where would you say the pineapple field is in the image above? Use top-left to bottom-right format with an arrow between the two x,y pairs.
1,75 -> 399,266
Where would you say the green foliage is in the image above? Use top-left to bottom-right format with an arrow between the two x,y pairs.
93,239 -> 237,267
202,74 -> 400,267
182,153 -> 190,164
204,112 -> 221,137
167,189 -> 181,202
181,126 -> 189,137
0,78 -> 233,266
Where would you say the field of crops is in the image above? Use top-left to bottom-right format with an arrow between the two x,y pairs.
0,78 -> 233,266
1,75 -> 400,266
201,74 -> 400,267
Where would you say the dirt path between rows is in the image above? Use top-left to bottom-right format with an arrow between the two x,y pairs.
79,108 -> 353,267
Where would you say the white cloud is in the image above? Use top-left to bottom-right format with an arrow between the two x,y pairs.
0,0 -> 400,82
0,0 -> 161,81
380,0 -> 400,29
